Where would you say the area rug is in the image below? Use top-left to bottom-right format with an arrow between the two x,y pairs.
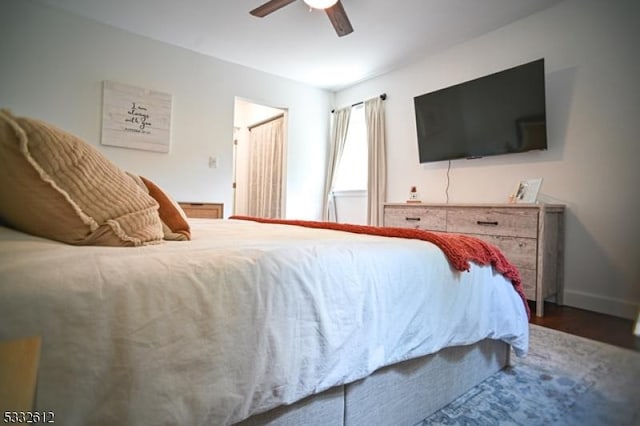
418,324 -> 640,425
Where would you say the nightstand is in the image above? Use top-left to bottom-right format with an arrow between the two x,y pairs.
178,202 -> 223,219
0,336 -> 41,412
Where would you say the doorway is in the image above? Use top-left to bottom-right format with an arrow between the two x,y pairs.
232,98 -> 287,218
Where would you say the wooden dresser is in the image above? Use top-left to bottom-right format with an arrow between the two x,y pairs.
383,203 -> 565,317
178,202 -> 223,219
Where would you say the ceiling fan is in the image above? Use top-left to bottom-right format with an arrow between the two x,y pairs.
250,0 -> 353,37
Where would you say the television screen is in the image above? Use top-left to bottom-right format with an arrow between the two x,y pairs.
414,58 -> 547,163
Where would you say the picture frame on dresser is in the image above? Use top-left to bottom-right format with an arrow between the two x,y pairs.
509,178 -> 543,204
383,202 -> 565,317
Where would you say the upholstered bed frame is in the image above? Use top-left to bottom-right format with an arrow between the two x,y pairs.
239,339 -> 509,426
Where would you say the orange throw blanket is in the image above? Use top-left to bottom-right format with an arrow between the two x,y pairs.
230,215 -> 530,319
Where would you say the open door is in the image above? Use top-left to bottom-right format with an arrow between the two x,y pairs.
233,98 -> 287,218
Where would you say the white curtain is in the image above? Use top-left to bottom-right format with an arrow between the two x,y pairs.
365,97 -> 386,226
248,116 -> 284,218
323,107 -> 351,221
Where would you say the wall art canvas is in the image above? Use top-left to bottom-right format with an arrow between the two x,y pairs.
101,81 -> 172,153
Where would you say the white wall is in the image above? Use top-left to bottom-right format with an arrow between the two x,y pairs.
335,0 -> 640,319
0,0 -> 332,220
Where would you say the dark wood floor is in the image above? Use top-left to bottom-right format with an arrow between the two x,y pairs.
529,301 -> 640,352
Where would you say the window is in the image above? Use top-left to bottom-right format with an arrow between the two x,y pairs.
333,105 -> 367,191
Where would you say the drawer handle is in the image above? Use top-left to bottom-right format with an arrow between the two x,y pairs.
405,217 -> 421,222
477,220 -> 499,226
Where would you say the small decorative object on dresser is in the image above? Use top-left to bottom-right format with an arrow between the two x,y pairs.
178,202 -> 223,219
407,186 -> 421,204
384,202 -> 565,317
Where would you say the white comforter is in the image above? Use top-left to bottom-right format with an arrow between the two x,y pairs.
0,219 -> 528,425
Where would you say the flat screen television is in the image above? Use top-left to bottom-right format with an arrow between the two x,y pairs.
414,58 -> 547,163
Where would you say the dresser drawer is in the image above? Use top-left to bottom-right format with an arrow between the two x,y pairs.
519,268 -> 537,300
465,233 -> 537,300
470,234 -> 537,270
383,206 -> 446,231
446,207 -> 538,238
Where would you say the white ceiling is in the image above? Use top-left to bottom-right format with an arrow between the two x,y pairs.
32,0 -> 564,91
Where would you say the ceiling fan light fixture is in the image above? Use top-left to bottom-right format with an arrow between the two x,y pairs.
251,0 -> 352,37
303,0 -> 338,10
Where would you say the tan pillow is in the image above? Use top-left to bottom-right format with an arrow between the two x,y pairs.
127,173 -> 191,241
0,109 -> 163,246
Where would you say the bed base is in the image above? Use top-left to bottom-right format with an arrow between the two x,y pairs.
237,338 -> 510,426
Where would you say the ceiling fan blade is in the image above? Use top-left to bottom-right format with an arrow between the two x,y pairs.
250,0 -> 297,17
325,0 -> 353,37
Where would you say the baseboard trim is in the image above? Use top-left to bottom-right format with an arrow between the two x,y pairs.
563,290 -> 639,320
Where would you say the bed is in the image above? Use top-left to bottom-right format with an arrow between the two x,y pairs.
0,217 -> 529,426
0,109 -> 529,425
